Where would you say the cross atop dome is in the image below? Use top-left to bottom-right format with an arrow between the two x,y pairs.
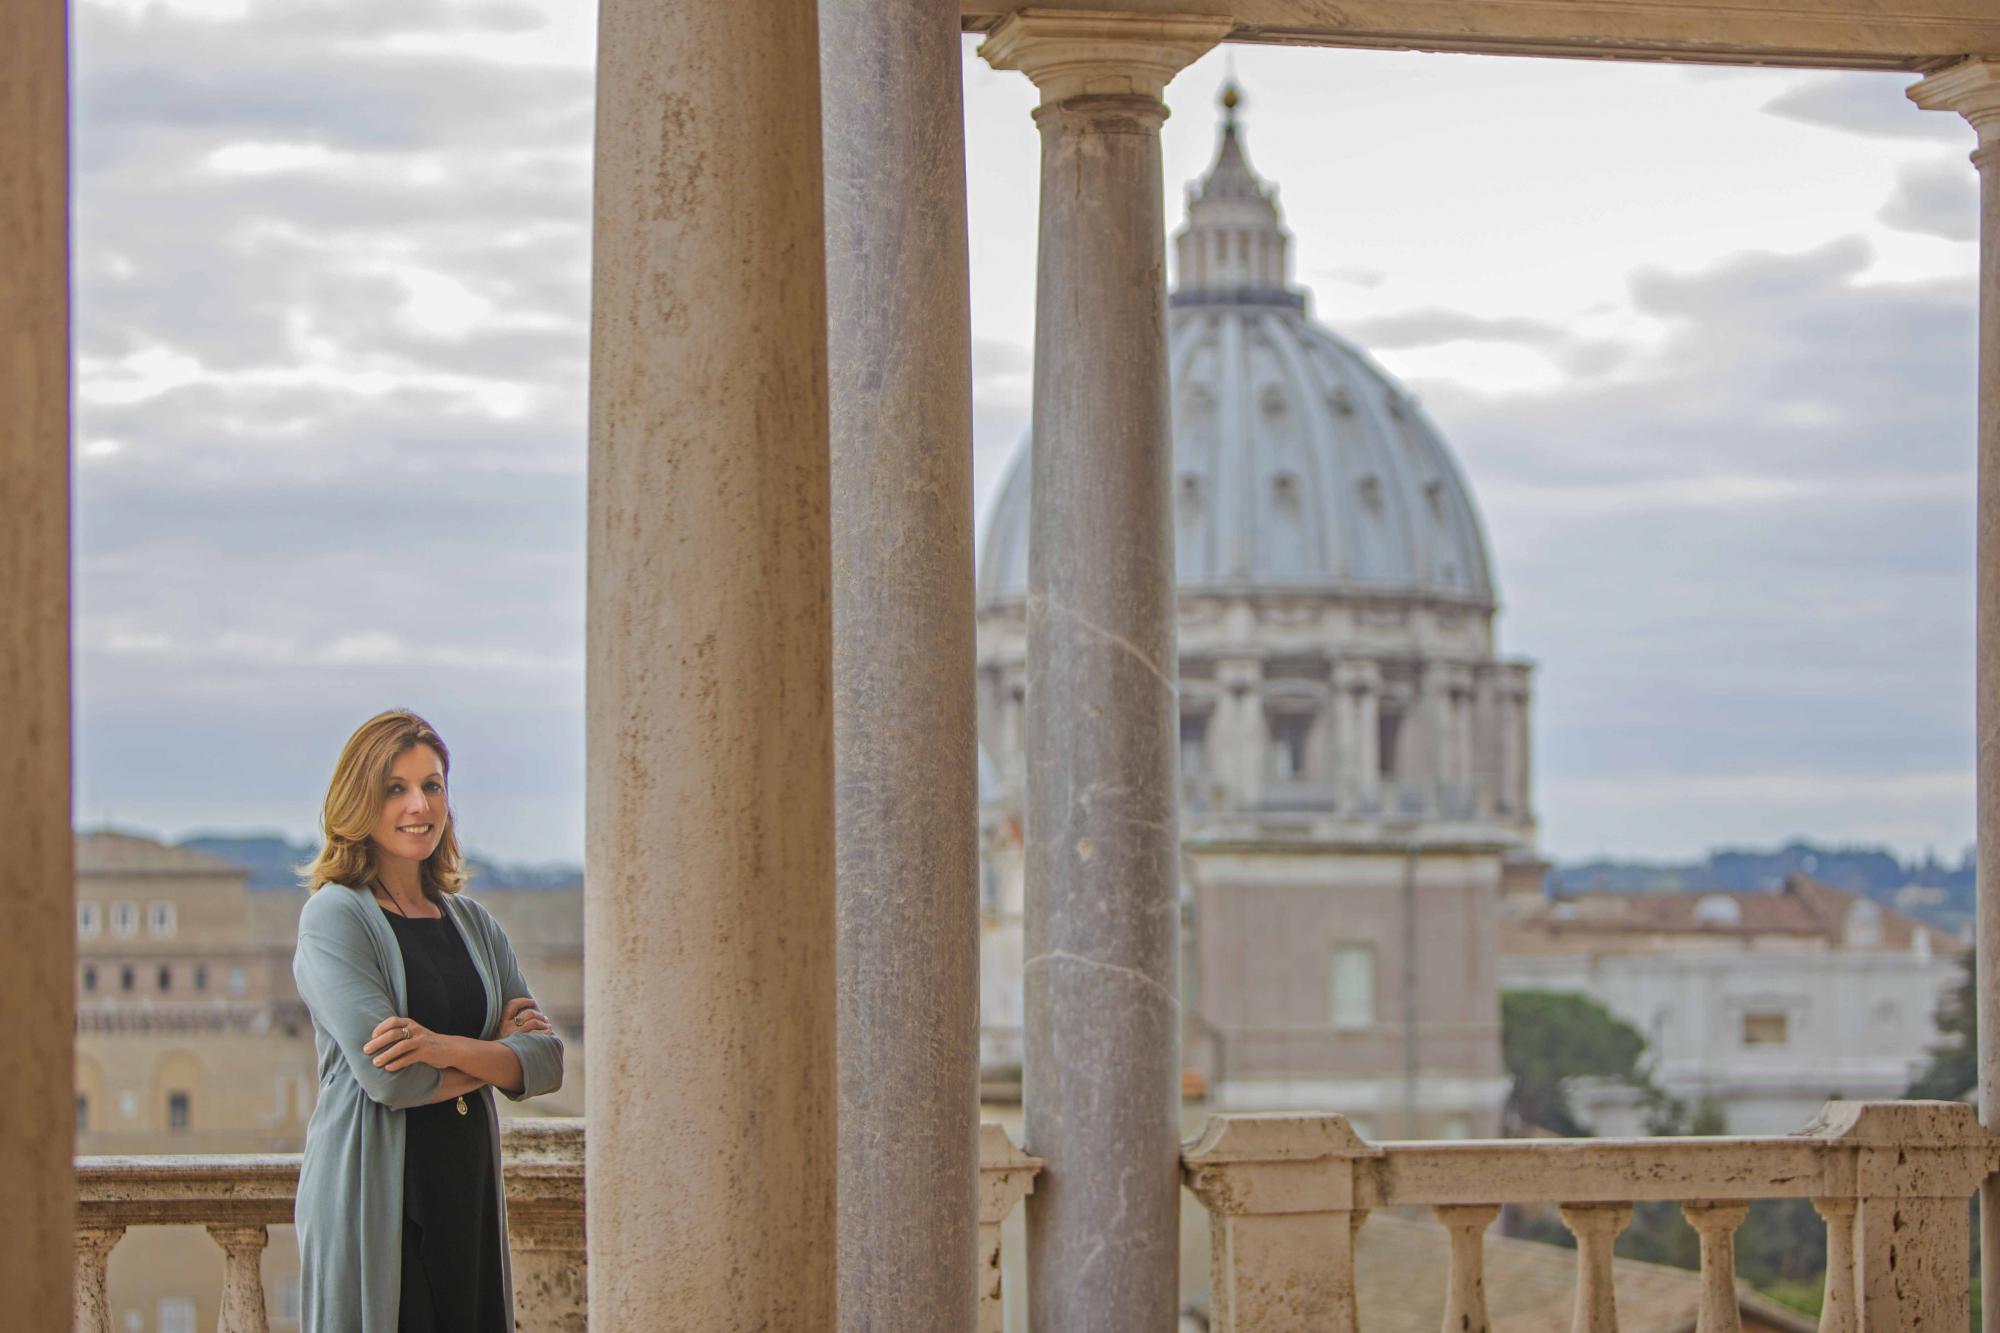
1171,81 -> 1302,310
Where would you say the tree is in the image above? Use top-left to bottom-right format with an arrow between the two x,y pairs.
1907,950 -> 1976,1102
1501,990 -> 1659,1137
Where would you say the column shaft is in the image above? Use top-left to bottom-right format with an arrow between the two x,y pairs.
1977,133 -> 2000,1333
586,0 -> 835,1326
1023,90 -> 1186,1333
1910,59 -> 2000,1333
820,0 -> 981,1327
0,2 -> 74,1326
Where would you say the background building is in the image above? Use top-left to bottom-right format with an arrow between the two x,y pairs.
975,89 -> 1536,1136
1498,873 -> 1966,1134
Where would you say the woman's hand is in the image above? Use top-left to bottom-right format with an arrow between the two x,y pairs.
365,1016 -> 456,1072
501,996 -> 554,1037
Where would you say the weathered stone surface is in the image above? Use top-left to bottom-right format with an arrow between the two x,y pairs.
502,1119 -> 586,1333
586,0 -> 836,1325
959,0 -> 2000,71
980,11 -> 1224,1330
0,4 -> 74,1328
1184,1102 -> 1996,1333
821,1 -> 982,1327
978,1123 -> 1043,1333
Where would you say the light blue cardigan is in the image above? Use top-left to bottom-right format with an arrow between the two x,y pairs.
292,883 -> 565,1333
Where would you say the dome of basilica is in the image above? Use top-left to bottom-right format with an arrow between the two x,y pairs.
976,89 -> 1496,610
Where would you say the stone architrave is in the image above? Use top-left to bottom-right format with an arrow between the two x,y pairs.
0,2 -> 74,1328
585,0 -> 836,1326
980,14 -> 1230,1329
820,0 -> 983,1327
1908,56 -> 2000,1333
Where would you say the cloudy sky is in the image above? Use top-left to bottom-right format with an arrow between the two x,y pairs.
70,0 -> 1984,865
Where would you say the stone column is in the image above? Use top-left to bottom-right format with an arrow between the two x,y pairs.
1908,58 -> 2000,1333
1,3 -> 73,1329
1350,666 -> 1382,814
1216,656 -> 1264,805
586,0 -> 835,1326
980,13 -> 1229,1329
820,1 -> 981,1328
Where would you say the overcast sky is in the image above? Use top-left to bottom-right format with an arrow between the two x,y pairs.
70,0 -> 1984,865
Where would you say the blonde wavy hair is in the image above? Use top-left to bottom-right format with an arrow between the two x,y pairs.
301,709 -> 468,897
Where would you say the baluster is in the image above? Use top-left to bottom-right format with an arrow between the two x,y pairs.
1811,1197 -> 1857,1333
1680,1201 -> 1748,1333
1435,1204 -> 1499,1333
73,1225 -> 125,1333
206,1223 -> 270,1332
977,1123 -> 1042,1333
1558,1203 -> 1631,1333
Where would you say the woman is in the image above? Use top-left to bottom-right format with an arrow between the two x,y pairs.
293,709 -> 564,1333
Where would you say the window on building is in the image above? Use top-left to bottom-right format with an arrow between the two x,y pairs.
1377,706 -> 1404,781
167,1091 -> 191,1133
147,901 -> 177,938
157,1297 -> 196,1333
1180,712 -> 1209,777
75,1094 -> 88,1134
1269,711 -> 1312,782
110,901 -> 139,938
194,964 -> 207,992
78,902 -> 101,938
228,965 -> 248,994
157,965 -> 172,993
1328,944 -> 1376,1030
1742,1011 -> 1789,1046
119,965 -> 135,993
83,965 -> 97,992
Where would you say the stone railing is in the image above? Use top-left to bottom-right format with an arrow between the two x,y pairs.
75,1118 -> 1041,1332
1182,1099 -> 1999,1333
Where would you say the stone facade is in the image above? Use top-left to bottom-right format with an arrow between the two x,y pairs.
1499,874 -> 1968,1134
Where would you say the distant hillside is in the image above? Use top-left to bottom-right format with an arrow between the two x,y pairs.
176,833 -> 582,892
1552,841 -> 1976,936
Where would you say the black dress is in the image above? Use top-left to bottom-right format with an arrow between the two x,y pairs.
384,908 -> 509,1333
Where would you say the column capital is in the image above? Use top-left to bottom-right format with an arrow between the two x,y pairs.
1909,57 -> 2000,154
978,10 -> 1232,105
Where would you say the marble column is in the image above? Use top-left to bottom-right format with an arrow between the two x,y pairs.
1909,58 -> 2000,1333
981,14 -> 1229,1330
586,0 -> 835,1326
0,3 -> 73,1327
820,0 -> 981,1327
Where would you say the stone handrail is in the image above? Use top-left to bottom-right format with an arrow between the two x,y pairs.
74,1118 -> 1040,1333
1182,1099 -> 2000,1333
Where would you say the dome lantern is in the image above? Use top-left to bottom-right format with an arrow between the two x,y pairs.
1171,82 -> 1301,311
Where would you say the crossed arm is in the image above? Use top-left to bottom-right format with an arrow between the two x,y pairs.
363,997 -> 553,1100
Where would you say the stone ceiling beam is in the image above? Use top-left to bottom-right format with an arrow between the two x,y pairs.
962,1 -> 2000,72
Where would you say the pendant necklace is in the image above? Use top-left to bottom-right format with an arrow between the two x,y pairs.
377,881 -> 470,1116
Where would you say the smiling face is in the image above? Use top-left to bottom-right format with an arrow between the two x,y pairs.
369,744 -> 448,870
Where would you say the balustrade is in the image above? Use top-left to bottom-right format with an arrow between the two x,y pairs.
1184,1099 -> 2000,1333
73,1119 -> 1041,1333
